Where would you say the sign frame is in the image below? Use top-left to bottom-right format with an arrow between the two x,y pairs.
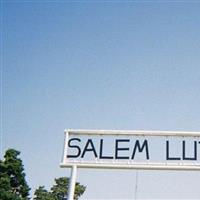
60,129 -> 200,171
60,129 -> 200,200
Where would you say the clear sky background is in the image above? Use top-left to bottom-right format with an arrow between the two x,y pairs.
2,1 -> 200,199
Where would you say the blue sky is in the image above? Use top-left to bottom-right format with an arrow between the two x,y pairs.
2,1 -> 200,199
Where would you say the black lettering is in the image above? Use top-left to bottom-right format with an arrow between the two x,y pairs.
67,138 -> 81,158
99,139 -> 113,159
115,139 -> 130,159
81,139 -> 98,158
131,140 -> 149,160
166,140 -> 181,160
183,140 -> 197,160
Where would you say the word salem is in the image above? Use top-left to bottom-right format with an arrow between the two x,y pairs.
67,138 -> 199,161
67,138 -> 149,160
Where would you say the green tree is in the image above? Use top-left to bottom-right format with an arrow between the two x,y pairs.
34,186 -> 54,200
0,149 -> 30,200
51,177 -> 69,200
34,177 -> 86,200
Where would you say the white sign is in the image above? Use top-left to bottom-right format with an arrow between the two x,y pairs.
60,130 -> 200,170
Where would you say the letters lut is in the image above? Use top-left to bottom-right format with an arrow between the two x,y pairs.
166,140 -> 199,161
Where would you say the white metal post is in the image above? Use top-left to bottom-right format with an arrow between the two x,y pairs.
68,165 -> 77,200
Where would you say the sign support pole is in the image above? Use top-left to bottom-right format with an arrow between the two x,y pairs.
68,165 -> 77,200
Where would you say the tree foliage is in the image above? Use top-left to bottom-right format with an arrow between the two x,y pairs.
0,149 -> 30,200
34,186 -> 54,200
0,149 -> 86,200
34,177 -> 86,200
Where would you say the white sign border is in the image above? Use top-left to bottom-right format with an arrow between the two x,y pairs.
60,129 -> 200,171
